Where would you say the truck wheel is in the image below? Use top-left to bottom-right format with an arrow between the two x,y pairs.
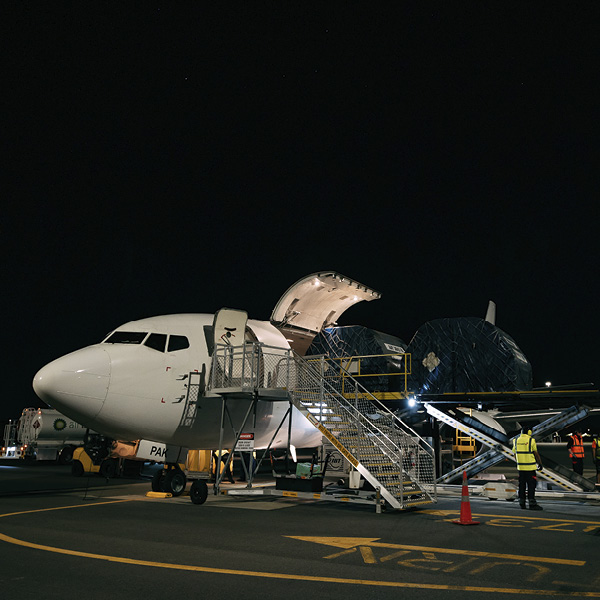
164,470 -> 187,496
100,459 -> 118,478
58,446 -> 74,465
72,460 -> 84,477
190,480 -> 208,505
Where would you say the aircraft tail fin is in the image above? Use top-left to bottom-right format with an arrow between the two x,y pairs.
485,300 -> 496,325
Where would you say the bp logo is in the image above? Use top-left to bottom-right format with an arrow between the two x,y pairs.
53,418 -> 67,431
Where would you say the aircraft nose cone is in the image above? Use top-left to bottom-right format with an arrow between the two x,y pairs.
33,346 -> 111,425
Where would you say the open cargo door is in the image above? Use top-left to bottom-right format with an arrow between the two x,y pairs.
270,272 -> 380,355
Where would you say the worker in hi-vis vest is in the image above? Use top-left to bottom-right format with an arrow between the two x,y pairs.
567,430 -> 585,475
513,426 -> 543,510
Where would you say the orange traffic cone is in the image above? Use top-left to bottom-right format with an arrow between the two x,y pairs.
452,470 -> 480,526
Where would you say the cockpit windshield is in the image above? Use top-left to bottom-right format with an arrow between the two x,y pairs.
103,331 -> 148,344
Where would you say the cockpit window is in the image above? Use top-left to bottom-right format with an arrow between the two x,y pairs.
168,335 -> 190,352
104,331 -> 147,344
145,333 -> 167,352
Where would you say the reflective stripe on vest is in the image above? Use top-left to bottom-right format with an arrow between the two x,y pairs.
570,434 -> 584,458
513,434 -> 537,471
593,438 -> 600,460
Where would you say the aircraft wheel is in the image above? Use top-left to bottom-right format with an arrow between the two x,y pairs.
163,470 -> 187,496
190,480 -> 208,505
151,470 -> 164,492
71,460 -> 84,477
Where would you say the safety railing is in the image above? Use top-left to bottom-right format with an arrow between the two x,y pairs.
312,353 -> 412,399
209,343 -> 293,391
290,354 -> 436,504
208,343 -> 436,506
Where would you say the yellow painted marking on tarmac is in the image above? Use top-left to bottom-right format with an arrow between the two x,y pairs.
443,557 -> 479,572
0,532 -> 599,597
379,550 -> 410,563
323,548 -> 357,559
470,561 -> 551,583
0,503 -> 595,596
289,536 -> 380,549
553,574 -> 600,590
485,518 -> 532,528
522,564 -> 552,583
475,514 -> 600,526
423,510 -> 600,527
423,510 -> 454,516
532,523 -> 575,533
287,536 -> 585,566
359,546 -> 377,564
397,553 -> 453,571
0,499 -> 135,519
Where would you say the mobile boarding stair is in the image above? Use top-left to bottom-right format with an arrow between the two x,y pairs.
426,403 -> 596,493
207,343 -> 437,510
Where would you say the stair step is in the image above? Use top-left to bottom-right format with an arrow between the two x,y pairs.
384,483 -> 423,493
288,360 -> 435,509
400,499 -> 435,507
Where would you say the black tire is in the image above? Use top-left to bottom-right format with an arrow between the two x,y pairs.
100,459 -> 117,478
58,446 -> 74,465
151,470 -> 164,492
164,470 -> 186,496
190,480 -> 208,505
71,460 -> 84,477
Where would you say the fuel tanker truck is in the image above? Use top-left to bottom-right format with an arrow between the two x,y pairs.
2,407 -> 90,463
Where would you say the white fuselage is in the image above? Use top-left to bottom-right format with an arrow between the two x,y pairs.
33,314 -> 322,451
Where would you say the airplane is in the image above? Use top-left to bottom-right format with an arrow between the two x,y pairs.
33,271 -> 599,499
32,272 -> 381,500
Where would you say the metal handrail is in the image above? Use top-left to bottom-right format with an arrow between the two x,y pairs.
208,342 -> 436,505
295,354 -> 435,473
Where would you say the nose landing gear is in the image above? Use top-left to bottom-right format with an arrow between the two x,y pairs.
151,465 -> 187,496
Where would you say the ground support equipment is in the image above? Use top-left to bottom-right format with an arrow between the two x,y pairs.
426,403 -> 595,492
201,342 -> 437,510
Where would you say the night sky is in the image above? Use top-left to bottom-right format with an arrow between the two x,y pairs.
3,5 -> 598,422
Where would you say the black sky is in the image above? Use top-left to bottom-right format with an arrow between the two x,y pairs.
3,4 -> 599,421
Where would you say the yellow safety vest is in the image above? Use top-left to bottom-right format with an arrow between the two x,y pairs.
513,433 -> 537,471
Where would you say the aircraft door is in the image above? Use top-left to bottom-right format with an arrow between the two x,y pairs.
212,308 -> 250,388
213,308 -> 248,348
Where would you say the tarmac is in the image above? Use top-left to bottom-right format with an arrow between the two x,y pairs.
1,457 -> 599,600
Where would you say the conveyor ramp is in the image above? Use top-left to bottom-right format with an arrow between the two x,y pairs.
425,403 -> 595,492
